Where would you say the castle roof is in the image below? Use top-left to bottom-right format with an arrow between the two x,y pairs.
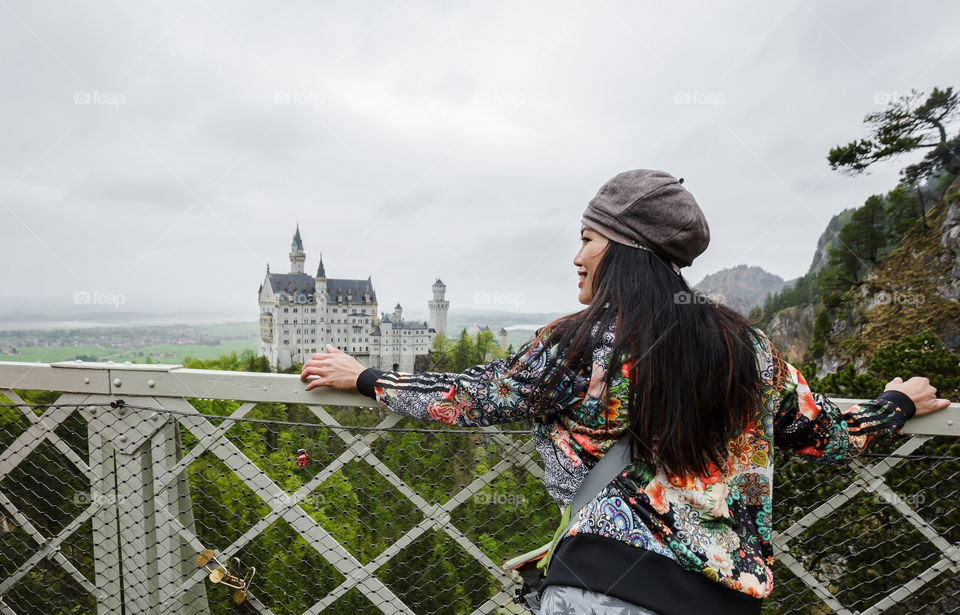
292,225 -> 304,251
326,278 -> 377,303
380,314 -> 431,330
392,320 -> 431,330
316,255 -> 325,278
266,273 -> 316,303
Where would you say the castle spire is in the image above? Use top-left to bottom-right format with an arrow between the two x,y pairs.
292,223 -> 304,251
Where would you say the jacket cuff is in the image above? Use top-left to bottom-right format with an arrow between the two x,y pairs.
876,389 -> 916,418
356,368 -> 386,399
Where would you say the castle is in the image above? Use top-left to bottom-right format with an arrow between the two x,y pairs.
258,226 -> 449,372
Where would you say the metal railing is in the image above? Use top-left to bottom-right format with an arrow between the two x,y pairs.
0,360 -> 957,614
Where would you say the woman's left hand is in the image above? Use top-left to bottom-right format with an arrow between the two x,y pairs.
300,345 -> 367,391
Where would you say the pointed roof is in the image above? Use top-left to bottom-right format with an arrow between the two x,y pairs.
316,253 -> 326,278
395,302 -> 402,309
291,224 -> 304,251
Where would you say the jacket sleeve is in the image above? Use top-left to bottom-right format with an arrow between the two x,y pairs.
757,336 -> 916,462
354,337 -> 586,426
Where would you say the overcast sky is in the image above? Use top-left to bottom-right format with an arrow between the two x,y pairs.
1,1 -> 958,322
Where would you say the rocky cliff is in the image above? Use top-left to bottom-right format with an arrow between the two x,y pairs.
816,178 -> 960,378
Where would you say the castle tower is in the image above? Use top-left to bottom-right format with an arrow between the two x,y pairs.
290,224 -> 306,274
393,303 -> 403,321
428,278 -> 449,336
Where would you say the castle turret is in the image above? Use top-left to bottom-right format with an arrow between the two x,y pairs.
393,303 -> 403,321
428,278 -> 449,335
314,253 -> 327,311
290,224 -> 306,274
316,253 -> 326,279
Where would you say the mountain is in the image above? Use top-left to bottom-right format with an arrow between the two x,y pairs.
756,213 -> 857,362
694,265 -> 788,315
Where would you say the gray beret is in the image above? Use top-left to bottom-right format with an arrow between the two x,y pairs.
581,169 -> 710,268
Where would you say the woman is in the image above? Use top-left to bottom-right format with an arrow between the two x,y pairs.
300,169 -> 951,615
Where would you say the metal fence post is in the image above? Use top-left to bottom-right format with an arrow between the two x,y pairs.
150,415 -> 210,615
87,404 -> 122,615
102,396 -> 210,615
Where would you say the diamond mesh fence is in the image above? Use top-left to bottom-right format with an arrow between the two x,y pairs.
0,388 -> 957,615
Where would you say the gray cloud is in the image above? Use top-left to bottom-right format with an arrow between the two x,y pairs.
1,0 -> 958,321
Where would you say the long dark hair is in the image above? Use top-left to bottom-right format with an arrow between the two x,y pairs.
529,242 -> 762,479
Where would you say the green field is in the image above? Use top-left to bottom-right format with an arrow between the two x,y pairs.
0,339 -> 256,365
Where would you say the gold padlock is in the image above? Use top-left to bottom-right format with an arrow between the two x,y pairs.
196,548 -> 256,604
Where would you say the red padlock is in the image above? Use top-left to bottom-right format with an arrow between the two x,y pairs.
296,448 -> 310,468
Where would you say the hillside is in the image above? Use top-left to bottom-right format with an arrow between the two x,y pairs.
817,179 -> 960,378
757,174 -> 960,398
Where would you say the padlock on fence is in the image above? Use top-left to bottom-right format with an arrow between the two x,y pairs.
196,548 -> 256,605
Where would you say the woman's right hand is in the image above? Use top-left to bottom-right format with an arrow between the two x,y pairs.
884,376 -> 952,417
300,345 -> 367,392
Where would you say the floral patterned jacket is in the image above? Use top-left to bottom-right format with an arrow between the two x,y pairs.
355,326 -> 915,605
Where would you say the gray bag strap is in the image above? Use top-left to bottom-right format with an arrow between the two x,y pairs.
564,436 -> 632,535
528,436 -> 634,576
